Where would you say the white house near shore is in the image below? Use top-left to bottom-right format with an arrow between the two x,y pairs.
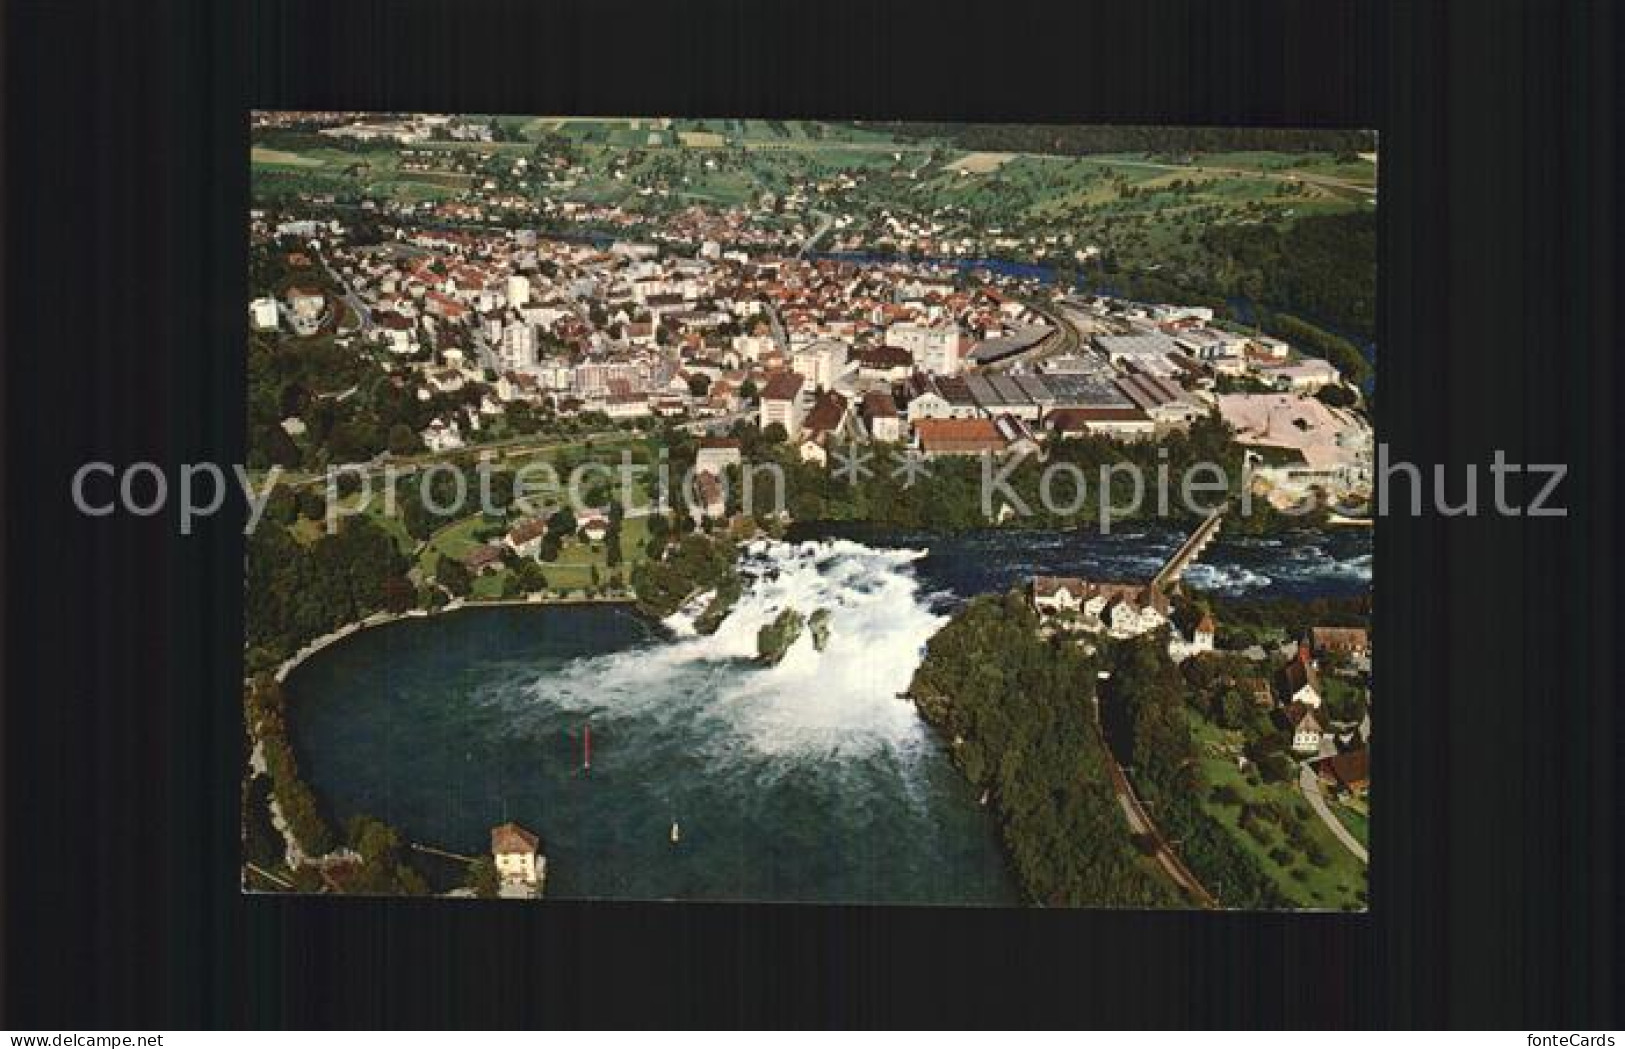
1030,575 -> 1171,639
490,822 -> 545,897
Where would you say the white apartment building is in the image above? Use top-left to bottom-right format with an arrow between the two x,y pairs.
249,297 -> 279,331
790,339 -> 850,391
886,322 -> 965,375
500,321 -> 536,370
759,372 -> 807,439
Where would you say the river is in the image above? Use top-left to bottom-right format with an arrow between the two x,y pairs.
788,522 -> 1372,602
285,525 -> 1370,903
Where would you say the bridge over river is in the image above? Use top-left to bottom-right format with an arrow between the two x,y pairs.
1151,505 -> 1227,591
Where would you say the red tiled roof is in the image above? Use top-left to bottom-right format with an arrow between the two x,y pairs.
853,346 -> 913,370
1310,626 -> 1370,653
803,392 -> 847,435
861,391 -> 898,418
506,518 -> 547,544
490,822 -> 540,854
761,372 -> 805,401
914,418 -> 1005,453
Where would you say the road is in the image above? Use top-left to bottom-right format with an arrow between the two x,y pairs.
316,248 -> 374,333
1090,692 -> 1218,908
1061,154 -> 1376,200
266,428 -> 642,490
1299,764 -> 1369,863
469,323 -> 502,374
797,209 -> 835,259
1110,760 -> 1219,908
766,301 -> 790,354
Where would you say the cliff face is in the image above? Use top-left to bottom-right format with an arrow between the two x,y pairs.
694,575 -> 743,635
756,609 -> 805,666
808,608 -> 832,652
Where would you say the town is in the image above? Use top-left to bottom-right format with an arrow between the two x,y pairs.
244,113 -> 1374,910
250,115 -> 1374,530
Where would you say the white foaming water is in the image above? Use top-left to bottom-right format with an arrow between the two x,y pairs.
1183,561 -> 1274,595
1279,544 -> 1374,584
522,539 -> 946,759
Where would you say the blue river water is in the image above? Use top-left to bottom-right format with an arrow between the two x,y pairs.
285,525 -> 1369,903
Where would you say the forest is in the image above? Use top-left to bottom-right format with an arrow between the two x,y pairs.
735,412 -> 1326,534
1100,636 -> 1289,909
908,591 -> 1179,908
630,531 -> 739,619
244,512 -> 414,672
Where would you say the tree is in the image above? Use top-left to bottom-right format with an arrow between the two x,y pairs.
512,558 -> 549,593
382,575 -> 416,613
907,592 -> 1180,908
1315,384 -> 1358,409
344,814 -> 431,896
467,857 -> 500,898
295,488 -> 326,522
252,423 -> 304,470
1214,688 -> 1249,729
547,507 -> 577,538
762,421 -> 787,445
435,553 -> 473,597
387,423 -> 420,456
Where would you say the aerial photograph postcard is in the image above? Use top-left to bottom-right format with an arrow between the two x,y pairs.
244,113 -> 1375,909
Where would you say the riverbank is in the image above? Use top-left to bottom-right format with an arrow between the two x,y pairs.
279,541 -> 1019,904
251,519 -> 1369,901
252,593 -> 643,896
272,593 -> 639,684
906,591 -> 1181,908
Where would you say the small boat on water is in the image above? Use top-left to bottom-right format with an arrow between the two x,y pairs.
670,820 -> 681,844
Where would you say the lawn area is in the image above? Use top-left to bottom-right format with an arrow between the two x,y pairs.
288,516 -> 324,546
541,515 -> 649,590
1186,710 -> 1367,911
470,571 -> 509,600
423,511 -> 651,596
1331,797 -> 1369,850
358,498 -> 415,556
1188,151 -> 1377,186
252,142 -> 478,204
419,513 -> 501,573
250,147 -> 325,168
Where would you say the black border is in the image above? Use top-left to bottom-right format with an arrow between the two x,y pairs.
4,0 -> 1619,1029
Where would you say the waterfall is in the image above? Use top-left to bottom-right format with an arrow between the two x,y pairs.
526,539 -> 948,759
